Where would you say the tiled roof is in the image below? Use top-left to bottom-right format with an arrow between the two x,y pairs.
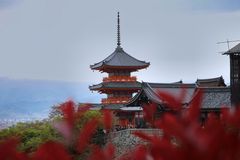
196,76 -> 226,87
127,82 -> 196,106
143,82 -> 196,104
127,82 -> 231,109
224,43 -> 240,54
198,88 -> 231,108
90,46 -> 150,70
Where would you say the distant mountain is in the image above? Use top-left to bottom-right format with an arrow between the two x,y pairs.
0,78 -> 103,120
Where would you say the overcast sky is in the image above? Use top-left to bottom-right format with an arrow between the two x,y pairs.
0,0 -> 240,84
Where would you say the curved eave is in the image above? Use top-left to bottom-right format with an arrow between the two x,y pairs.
142,83 -> 163,104
90,63 -> 150,71
196,76 -> 223,83
90,87 -> 140,91
89,84 -> 103,90
195,76 -> 226,87
126,89 -> 144,106
89,82 -> 142,91
223,51 -> 240,55
126,82 -> 163,106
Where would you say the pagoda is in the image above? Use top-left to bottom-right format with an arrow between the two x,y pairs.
89,12 -> 150,109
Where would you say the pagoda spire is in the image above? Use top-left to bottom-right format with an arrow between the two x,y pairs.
117,12 -> 121,47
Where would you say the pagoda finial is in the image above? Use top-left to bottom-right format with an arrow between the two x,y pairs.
117,12 -> 121,46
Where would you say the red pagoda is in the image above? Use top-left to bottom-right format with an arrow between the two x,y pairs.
89,12 -> 150,110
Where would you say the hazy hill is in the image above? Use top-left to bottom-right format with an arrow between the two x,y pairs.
0,78 -> 103,120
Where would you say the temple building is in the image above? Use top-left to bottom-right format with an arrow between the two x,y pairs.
89,12 -> 149,111
88,12 -> 240,127
126,79 -> 230,120
223,43 -> 240,106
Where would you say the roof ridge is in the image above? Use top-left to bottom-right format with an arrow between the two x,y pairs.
196,76 -> 223,81
91,48 -> 120,66
144,82 -> 195,87
142,82 -> 163,104
104,47 -> 121,63
121,48 -> 149,63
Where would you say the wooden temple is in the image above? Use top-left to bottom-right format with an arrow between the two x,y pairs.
88,12 -> 240,128
89,12 -> 149,127
126,77 -> 230,126
122,43 -> 240,126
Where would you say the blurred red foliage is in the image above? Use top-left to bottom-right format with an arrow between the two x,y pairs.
33,141 -> 71,160
102,109 -> 113,132
77,118 -> 98,154
1,90 -> 240,160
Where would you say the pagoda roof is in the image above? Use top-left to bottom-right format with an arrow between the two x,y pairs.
90,46 -> 150,71
89,81 -> 142,91
196,76 -> 226,87
223,43 -> 240,55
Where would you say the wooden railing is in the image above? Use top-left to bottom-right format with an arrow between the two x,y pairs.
101,97 -> 130,104
103,76 -> 137,82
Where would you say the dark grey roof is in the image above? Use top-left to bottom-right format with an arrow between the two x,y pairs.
89,81 -> 142,90
196,76 -> 226,87
224,43 -> 240,55
145,82 -> 196,104
126,89 -> 145,106
128,82 -> 196,105
90,46 -> 150,70
146,82 -> 196,88
128,82 -> 231,109
198,87 -> 231,109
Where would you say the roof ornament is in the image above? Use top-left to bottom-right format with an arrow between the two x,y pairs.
117,12 -> 121,47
